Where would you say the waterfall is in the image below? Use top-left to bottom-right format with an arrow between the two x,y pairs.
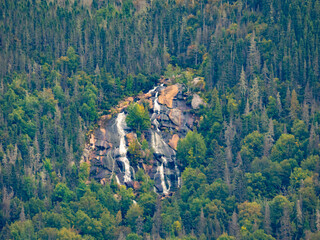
158,158 -> 170,194
152,131 -> 170,194
116,112 -> 131,182
115,175 -> 121,185
175,165 -> 181,188
151,91 -> 161,132
153,92 -> 161,114
87,83 -> 185,194
151,90 -> 170,194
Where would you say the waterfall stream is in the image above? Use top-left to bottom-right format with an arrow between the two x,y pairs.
88,83 -> 186,194
150,87 -> 170,194
116,112 -> 132,182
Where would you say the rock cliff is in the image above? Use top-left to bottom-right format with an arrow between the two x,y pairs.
82,82 -> 205,195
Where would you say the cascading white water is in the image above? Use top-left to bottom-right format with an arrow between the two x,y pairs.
116,112 -> 131,182
150,90 -> 170,194
115,175 -> 121,185
151,131 -> 170,194
151,91 -> 161,132
87,83 -> 183,193
153,92 -> 161,114
158,158 -> 170,193
175,165 -> 181,187
148,86 -> 158,94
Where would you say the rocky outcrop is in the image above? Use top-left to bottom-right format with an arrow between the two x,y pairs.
191,94 -> 206,109
84,81 -> 198,195
192,77 -> 206,90
158,85 -> 179,108
168,134 -> 179,150
169,108 -> 182,127
126,132 -> 137,144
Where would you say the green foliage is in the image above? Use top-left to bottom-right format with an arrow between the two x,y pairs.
126,103 -> 151,133
270,195 -> 293,227
138,193 -> 156,217
101,210 -> 116,240
271,134 -> 303,162
128,139 -> 142,166
238,201 -> 262,232
246,172 -> 267,198
180,168 -> 207,202
240,131 -> 264,168
52,183 -> 75,202
301,155 -> 320,171
79,162 -> 90,182
177,131 -> 207,169
125,204 -> 143,232
267,96 -> 278,119
77,192 -> 104,218
118,186 -> 135,216
241,230 -> 276,240
42,212 -> 69,229
217,233 -> 235,240
289,167 -> 312,189
9,220 -> 35,240
126,233 -> 143,240
57,228 -> 83,240
205,179 -> 229,201
74,210 -> 102,238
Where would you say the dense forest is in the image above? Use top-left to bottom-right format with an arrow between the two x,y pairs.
0,0 -> 320,239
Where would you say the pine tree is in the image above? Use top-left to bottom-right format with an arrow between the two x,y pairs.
264,201 -> 272,235
304,82 -> 313,104
233,168 -> 246,202
250,77 -> 260,110
229,211 -> 240,237
276,92 -> 283,116
152,198 -> 162,240
213,217 -> 221,239
197,208 -> 206,236
296,199 -> 303,235
224,161 -> 231,193
225,140 -> 233,166
308,124 -> 317,154
261,107 -> 269,132
2,187 -> 13,220
19,205 -> 26,222
316,209 -> 320,232
244,98 -> 250,116
280,206 -> 292,240
118,231 -> 125,240
264,119 -> 274,157
302,101 -> 310,125
290,89 -> 300,120
239,66 -> 247,97
262,62 -> 270,94
285,87 -> 291,113
136,216 -> 144,236
247,31 -> 261,77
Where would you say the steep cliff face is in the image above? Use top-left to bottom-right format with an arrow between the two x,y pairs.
82,83 -> 201,194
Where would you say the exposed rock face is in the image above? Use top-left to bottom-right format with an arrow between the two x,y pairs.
191,94 -> 206,109
126,132 -> 137,144
84,83 -> 197,195
158,85 -> 179,108
192,77 -> 206,90
169,109 -> 182,127
168,134 -> 179,150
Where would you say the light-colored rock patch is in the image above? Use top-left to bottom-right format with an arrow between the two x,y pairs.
191,94 -> 206,109
168,134 -> 180,150
158,84 -> 179,108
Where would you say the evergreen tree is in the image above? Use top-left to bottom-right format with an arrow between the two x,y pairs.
290,89 -> 300,120
239,66 -> 247,97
